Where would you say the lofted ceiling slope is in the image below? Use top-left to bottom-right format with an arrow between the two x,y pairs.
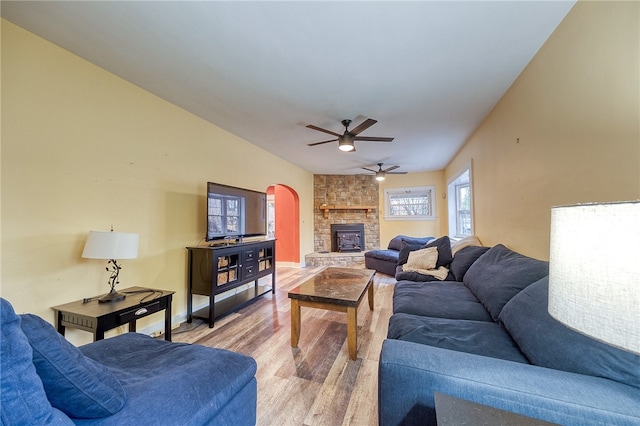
1,1 -> 576,175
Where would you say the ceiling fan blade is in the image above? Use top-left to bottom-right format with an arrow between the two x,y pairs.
361,167 -> 377,173
387,171 -> 408,174
383,165 -> 400,173
349,118 -> 377,136
353,136 -> 394,142
307,138 -> 337,146
306,124 -> 342,137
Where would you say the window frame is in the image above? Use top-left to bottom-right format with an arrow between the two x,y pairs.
383,186 -> 436,221
447,160 -> 474,238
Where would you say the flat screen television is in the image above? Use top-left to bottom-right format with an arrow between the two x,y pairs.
206,182 -> 267,241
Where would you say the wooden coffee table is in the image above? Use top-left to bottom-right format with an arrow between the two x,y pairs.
288,267 -> 376,360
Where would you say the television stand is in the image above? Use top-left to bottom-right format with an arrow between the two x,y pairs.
186,240 -> 275,327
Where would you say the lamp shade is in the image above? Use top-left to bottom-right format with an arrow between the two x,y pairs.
548,201 -> 640,355
82,231 -> 139,260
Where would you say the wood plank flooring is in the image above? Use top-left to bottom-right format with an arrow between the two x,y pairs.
171,265 -> 395,426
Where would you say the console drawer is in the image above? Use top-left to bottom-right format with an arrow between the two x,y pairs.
244,249 -> 255,262
244,264 -> 255,278
119,301 -> 160,323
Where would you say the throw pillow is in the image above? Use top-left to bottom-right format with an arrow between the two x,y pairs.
0,298 -> 65,425
397,240 -> 426,265
389,235 -> 434,252
405,247 -> 438,271
499,277 -> 640,389
463,244 -> 548,320
387,235 -> 406,251
19,314 -> 127,418
449,246 -> 490,282
424,236 -> 453,268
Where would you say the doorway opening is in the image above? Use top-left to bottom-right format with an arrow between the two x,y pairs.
266,184 -> 300,265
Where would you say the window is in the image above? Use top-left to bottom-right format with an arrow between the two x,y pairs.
208,194 -> 243,236
384,186 -> 436,220
447,161 -> 474,238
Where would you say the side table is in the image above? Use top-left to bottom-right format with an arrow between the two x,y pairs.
51,286 -> 175,342
435,392 -> 557,425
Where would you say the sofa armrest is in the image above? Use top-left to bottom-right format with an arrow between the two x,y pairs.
379,339 -> 640,426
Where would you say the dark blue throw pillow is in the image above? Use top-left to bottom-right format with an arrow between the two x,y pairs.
19,314 -> 127,418
499,277 -> 640,389
397,240 -> 426,265
463,244 -> 548,320
387,235 -> 406,251
449,246 -> 490,282
424,236 -> 453,268
389,235 -> 434,252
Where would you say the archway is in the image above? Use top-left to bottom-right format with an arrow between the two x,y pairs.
266,184 -> 300,265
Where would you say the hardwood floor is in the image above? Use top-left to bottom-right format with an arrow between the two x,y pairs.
172,265 -> 396,426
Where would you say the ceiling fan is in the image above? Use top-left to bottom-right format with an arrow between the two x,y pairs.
361,163 -> 407,181
306,118 -> 394,152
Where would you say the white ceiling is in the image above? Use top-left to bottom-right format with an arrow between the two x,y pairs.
1,1 -> 575,175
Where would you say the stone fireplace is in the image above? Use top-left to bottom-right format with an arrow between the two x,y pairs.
306,175 -> 380,267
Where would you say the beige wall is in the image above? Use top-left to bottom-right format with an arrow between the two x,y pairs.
445,1 -> 639,260
377,170 -> 447,248
1,21 -> 314,344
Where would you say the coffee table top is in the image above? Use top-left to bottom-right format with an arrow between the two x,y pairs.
288,267 -> 375,307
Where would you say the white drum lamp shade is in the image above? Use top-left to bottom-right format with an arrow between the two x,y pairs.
82,231 -> 139,260
82,230 -> 139,303
548,201 -> 640,355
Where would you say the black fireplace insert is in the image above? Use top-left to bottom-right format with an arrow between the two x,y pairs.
330,223 -> 365,252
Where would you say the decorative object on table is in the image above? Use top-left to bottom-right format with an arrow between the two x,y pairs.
82,228 -> 139,303
548,200 -> 640,355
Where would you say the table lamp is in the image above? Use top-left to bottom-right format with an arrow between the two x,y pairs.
548,201 -> 640,355
82,229 -> 139,303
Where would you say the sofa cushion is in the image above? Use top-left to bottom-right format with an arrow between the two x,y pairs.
449,245 -> 490,282
388,313 -> 529,364
463,244 -> 549,320
364,250 -> 398,276
364,249 -> 398,263
19,313 -> 127,418
499,277 -> 640,389
0,299 -> 72,425
388,235 -> 434,251
393,280 -> 493,321
80,333 -> 258,424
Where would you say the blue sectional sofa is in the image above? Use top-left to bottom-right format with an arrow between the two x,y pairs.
379,243 -> 640,425
1,298 -> 257,425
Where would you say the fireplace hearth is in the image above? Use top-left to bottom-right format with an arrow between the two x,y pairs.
331,223 -> 365,253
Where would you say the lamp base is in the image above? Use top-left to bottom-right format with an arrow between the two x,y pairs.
98,289 -> 126,303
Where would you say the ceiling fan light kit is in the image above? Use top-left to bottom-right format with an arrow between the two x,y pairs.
338,135 -> 355,152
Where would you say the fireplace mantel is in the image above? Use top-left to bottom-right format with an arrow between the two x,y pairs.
319,205 -> 377,219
